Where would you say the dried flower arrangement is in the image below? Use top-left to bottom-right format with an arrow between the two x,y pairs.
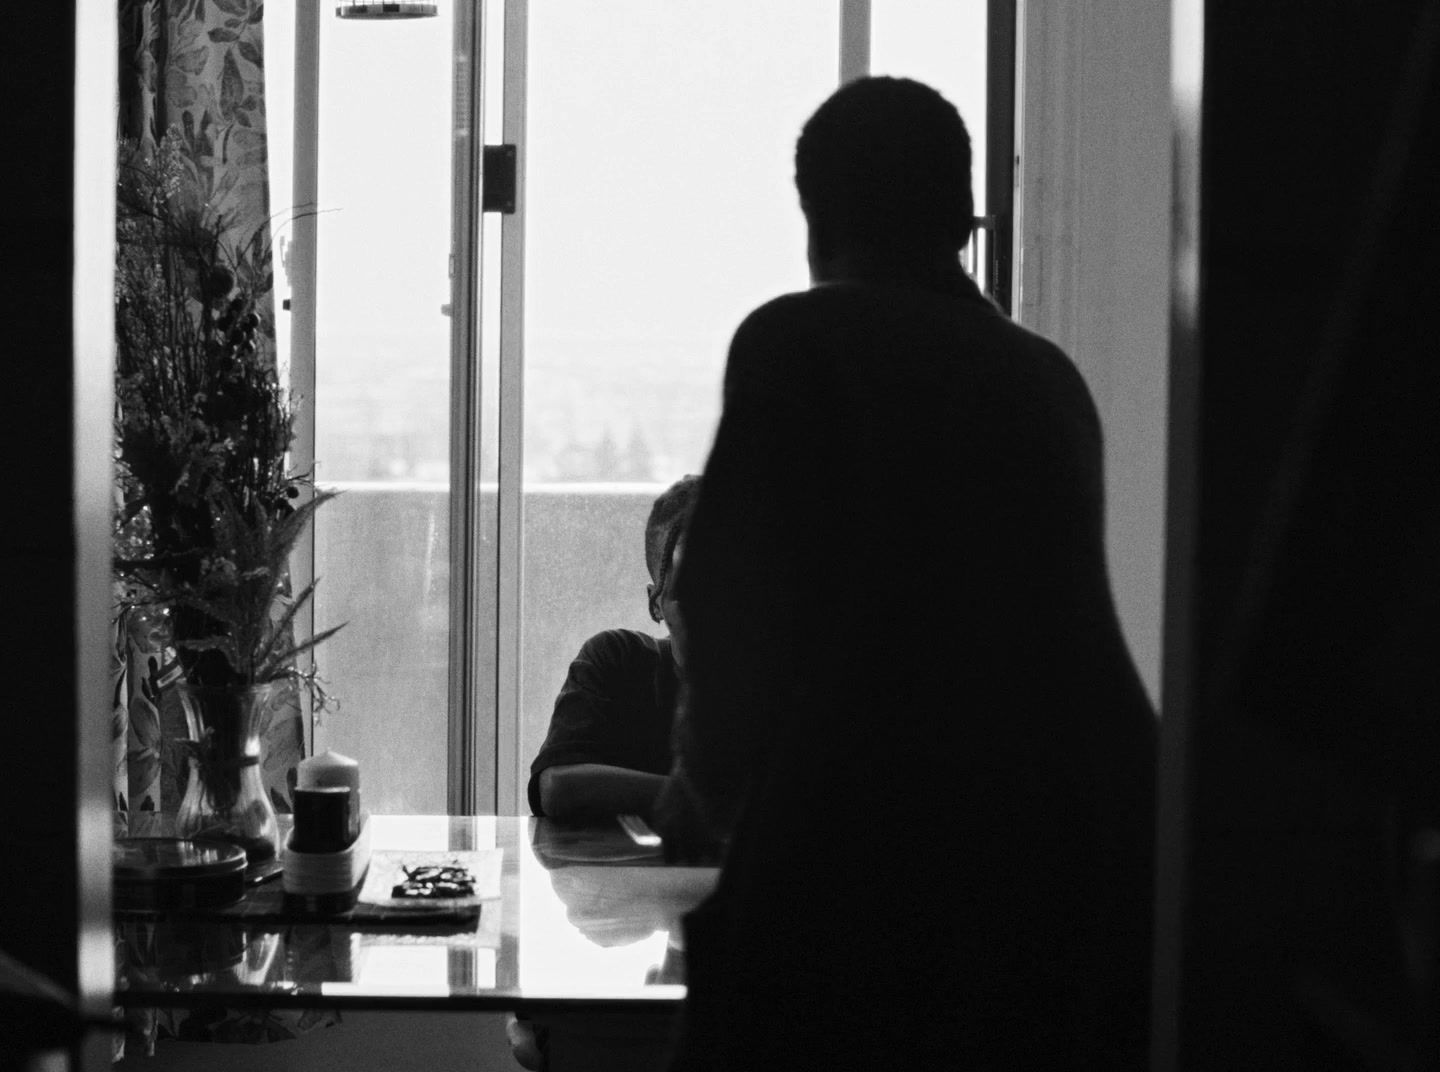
113,129 -> 341,696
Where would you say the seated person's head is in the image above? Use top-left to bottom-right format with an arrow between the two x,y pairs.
645,475 -> 700,663
795,76 -> 974,274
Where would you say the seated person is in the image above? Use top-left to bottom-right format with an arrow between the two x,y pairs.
528,473 -> 699,823
510,476 -> 699,1071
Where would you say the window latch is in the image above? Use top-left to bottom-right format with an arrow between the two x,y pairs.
482,145 -> 517,214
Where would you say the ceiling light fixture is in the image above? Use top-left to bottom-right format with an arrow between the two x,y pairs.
335,2 -> 438,20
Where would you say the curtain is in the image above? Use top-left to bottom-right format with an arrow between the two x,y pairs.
113,0 -> 303,827
113,0 -> 331,1055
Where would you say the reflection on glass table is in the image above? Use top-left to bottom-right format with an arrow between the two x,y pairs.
114,815 -> 717,1012
519,819 -> 716,1003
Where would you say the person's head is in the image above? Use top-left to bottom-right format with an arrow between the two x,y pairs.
795,76 -> 974,281
644,475 -> 701,661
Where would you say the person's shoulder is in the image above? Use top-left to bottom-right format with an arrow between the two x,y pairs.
989,312 -> 1073,365
993,317 -> 1086,381
576,628 -> 665,663
734,281 -> 1010,344
976,317 -> 1102,436
726,287 -> 865,385
730,288 -> 823,343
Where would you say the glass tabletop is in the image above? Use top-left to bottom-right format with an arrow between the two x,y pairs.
114,815 -> 718,1011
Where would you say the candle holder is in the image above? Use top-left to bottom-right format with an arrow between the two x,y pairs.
282,749 -> 370,913
281,816 -> 373,915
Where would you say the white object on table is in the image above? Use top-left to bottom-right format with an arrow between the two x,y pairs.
297,750 -> 361,792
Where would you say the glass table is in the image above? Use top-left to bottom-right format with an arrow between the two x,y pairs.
114,815 -> 718,1013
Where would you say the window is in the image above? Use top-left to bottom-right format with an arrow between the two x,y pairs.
272,8 -> 462,814
275,1 -> 1011,814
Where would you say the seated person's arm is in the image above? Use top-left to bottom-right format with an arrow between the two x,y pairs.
537,764 -> 667,822
528,629 -> 675,820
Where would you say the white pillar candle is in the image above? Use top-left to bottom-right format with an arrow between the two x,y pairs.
296,750 -> 361,793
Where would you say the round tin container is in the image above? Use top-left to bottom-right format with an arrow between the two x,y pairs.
114,837 -> 247,911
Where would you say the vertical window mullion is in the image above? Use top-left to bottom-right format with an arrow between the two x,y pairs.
448,0 -> 487,814
290,0 -> 322,757
986,0 -> 1018,314
840,0 -> 871,84
495,0 -> 529,816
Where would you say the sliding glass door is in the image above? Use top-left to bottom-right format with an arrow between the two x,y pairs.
282,7 -> 463,814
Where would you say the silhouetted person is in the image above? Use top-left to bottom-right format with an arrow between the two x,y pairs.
654,77 -> 1157,1070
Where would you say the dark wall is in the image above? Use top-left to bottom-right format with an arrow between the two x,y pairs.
1181,2 -> 1440,1067
0,2 -> 93,1062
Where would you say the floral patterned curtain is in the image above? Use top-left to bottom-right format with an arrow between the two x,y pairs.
114,0 -> 303,827
113,0 -> 329,1055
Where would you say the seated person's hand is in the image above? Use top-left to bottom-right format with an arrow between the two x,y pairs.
651,769 -> 725,865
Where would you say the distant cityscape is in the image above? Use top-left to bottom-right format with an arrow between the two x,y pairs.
313,329 -> 724,487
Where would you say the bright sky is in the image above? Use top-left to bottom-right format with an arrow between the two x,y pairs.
266,1 -> 988,480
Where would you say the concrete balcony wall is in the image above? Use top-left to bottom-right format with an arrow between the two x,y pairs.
312,484 -> 453,814
313,483 -> 668,814
517,485 -> 669,808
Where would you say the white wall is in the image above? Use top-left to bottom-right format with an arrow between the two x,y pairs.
1014,0 -> 1173,706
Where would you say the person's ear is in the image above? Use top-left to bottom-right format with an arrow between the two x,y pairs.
646,582 -> 663,624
